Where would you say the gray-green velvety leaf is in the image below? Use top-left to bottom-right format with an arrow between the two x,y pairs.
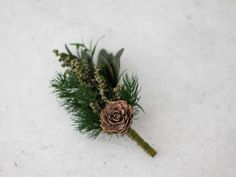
113,48 -> 124,78
97,49 -> 114,81
97,49 -> 108,67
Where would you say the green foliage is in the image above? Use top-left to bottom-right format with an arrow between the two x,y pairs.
53,47 -> 96,89
51,72 -> 102,138
119,74 -> 144,115
97,48 -> 124,88
64,44 -> 78,59
67,41 -> 98,69
51,40 -> 144,138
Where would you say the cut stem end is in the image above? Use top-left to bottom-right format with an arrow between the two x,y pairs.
126,127 -> 157,157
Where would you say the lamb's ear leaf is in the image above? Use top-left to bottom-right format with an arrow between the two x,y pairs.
108,54 -> 119,85
97,49 -> 108,67
113,48 -> 124,79
114,48 -> 124,71
115,48 -> 124,61
97,49 -> 114,84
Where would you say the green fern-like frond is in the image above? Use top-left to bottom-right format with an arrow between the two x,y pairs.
51,72 -> 102,138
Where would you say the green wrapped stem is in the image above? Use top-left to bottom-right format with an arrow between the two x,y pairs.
126,127 -> 157,157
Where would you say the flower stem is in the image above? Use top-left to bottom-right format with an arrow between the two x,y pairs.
126,127 -> 157,157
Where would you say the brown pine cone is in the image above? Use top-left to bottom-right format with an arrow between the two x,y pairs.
100,100 -> 133,134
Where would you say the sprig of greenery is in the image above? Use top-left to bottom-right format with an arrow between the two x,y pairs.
119,73 -> 144,115
51,72 -> 102,138
53,43 -> 97,89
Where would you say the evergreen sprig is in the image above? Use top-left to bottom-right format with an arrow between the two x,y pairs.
119,74 -> 144,115
51,72 -> 102,138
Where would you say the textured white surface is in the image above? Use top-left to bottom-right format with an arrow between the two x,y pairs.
0,0 -> 236,177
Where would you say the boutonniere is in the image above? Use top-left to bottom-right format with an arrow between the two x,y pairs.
51,40 -> 157,157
